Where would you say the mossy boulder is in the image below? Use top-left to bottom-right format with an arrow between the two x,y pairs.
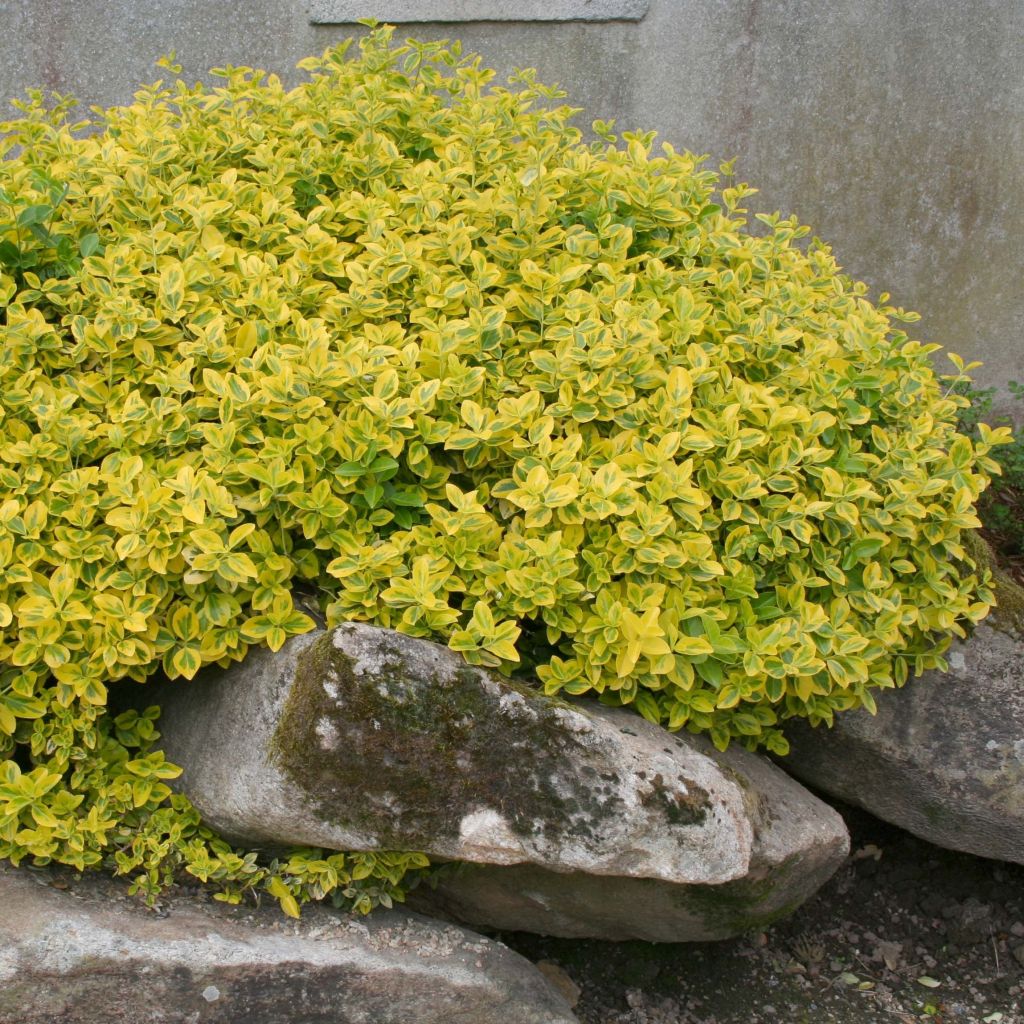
151,622 -> 848,940
782,567 -> 1024,865
409,736 -> 849,941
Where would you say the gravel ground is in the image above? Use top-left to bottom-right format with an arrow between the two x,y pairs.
502,803 -> 1024,1024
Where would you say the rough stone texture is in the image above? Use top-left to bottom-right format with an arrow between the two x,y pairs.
152,622 -> 848,941
782,622 -> 1024,865
408,734 -> 849,941
310,1 -> 649,22
1,0 -> 1021,416
0,863 -> 578,1024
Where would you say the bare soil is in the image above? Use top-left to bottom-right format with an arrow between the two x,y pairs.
502,803 -> 1024,1024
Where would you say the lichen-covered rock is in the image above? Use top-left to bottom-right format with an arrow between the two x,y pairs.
409,733 -> 849,941
0,864 -> 578,1024
151,622 -> 848,939
782,621 -> 1024,865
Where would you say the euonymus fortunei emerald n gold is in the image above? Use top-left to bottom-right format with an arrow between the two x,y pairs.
0,25 -> 1010,915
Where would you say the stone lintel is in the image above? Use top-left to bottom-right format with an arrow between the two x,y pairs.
309,1 -> 649,24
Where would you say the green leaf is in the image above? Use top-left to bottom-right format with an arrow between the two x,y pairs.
79,233 -> 101,257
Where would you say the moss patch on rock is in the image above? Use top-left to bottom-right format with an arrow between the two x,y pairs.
964,531 -> 1024,638
270,627 -> 709,852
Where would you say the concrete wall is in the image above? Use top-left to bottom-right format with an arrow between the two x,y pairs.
2,1 -> 1022,410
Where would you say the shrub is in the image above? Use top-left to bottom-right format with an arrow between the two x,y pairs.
0,25 -> 1010,912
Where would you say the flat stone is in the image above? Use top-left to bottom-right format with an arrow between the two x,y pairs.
0,864 -> 578,1024
782,622 -> 1024,865
151,622 -> 848,940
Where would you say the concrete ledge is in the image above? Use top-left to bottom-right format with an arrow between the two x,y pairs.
309,1 -> 649,23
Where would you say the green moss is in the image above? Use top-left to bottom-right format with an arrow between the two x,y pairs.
964,531 -> 1024,638
637,771 -> 708,827
270,629 -> 709,850
921,801 -> 948,828
673,856 -> 803,935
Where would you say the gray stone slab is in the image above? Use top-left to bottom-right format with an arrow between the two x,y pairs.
410,734 -> 850,941
0,864 -> 579,1024
309,1 -> 649,23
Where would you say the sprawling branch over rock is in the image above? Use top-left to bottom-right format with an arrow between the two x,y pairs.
782,543 -> 1024,864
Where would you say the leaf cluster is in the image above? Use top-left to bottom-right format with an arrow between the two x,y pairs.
954,381 -> 1024,560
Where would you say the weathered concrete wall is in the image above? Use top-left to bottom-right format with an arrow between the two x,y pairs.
2,0 -> 1021,409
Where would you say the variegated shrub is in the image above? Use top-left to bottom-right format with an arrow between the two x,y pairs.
0,26 -> 1010,913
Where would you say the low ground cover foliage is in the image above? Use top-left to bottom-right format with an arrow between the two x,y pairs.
0,25 -> 1010,912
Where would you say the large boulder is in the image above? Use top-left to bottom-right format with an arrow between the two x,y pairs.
0,863 -> 578,1024
150,622 -> 848,941
782,620 -> 1024,864
407,733 -> 849,941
